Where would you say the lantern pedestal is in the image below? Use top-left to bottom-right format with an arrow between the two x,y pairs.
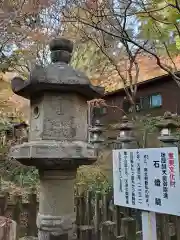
37,170 -> 76,240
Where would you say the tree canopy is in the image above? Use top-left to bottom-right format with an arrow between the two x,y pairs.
61,0 -> 180,83
0,0 -> 179,91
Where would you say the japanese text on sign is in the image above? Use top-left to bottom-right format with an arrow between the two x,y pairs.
113,147 -> 180,216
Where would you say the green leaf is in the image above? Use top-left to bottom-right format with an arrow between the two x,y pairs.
175,36 -> 180,50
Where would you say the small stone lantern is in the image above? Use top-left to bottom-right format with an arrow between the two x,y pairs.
13,121 -> 29,143
10,38 -> 104,240
156,111 -> 179,147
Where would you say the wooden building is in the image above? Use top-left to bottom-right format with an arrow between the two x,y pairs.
92,73 -> 180,125
89,54 -> 180,125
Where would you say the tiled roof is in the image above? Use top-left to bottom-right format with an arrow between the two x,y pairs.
91,55 -> 180,93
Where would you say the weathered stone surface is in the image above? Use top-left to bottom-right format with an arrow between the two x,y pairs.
37,170 -> 76,240
10,140 -> 96,169
49,38 -> 73,53
36,213 -> 75,236
20,237 -> 38,240
29,93 -> 88,142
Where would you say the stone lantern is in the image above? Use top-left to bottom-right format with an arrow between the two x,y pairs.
10,38 -> 104,240
13,121 -> 29,143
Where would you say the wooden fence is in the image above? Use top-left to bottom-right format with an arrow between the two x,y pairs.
0,190 -> 180,240
0,191 -> 37,239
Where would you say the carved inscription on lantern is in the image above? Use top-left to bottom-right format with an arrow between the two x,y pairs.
42,95 -> 76,140
35,145 -> 59,155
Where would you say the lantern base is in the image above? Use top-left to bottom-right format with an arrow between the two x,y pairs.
10,140 -> 97,169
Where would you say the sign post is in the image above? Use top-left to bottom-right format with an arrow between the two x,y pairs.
113,147 -> 180,239
142,211 -> 157,240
